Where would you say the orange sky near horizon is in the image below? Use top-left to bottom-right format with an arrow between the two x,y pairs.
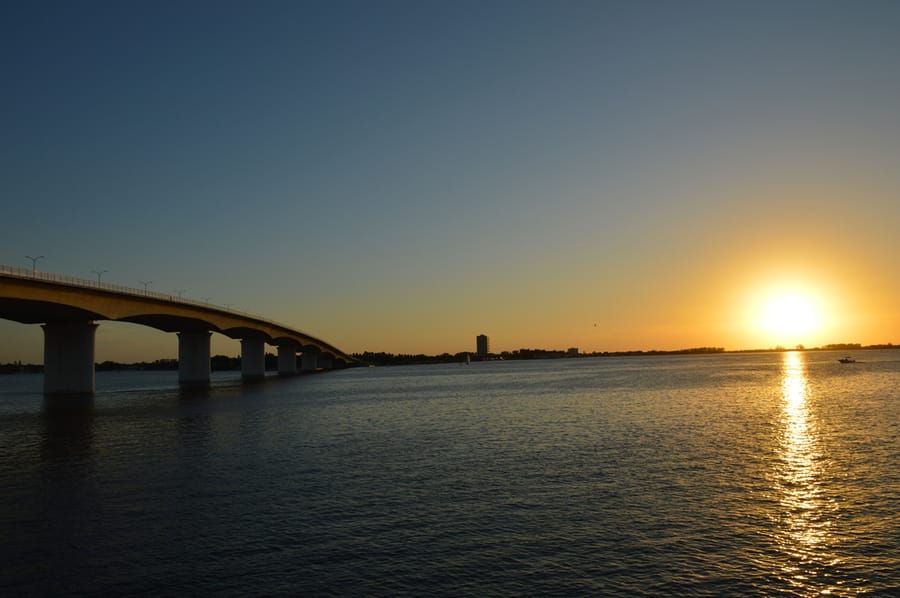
2,172 -> 898,363
0,257 -> 895,364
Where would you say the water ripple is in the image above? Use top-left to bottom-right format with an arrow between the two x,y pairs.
1,353 -> 900,594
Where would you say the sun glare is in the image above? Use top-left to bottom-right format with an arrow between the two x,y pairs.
761,293 -> 821,340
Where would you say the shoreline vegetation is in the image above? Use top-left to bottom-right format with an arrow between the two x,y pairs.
1,343 -> 896,374
354,342 -> 895,366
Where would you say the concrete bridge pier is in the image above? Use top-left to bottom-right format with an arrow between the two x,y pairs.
301,351 -> 318,372
42,321 -> 98,395
318,353 -> 334,370
277,344 -> 299,376
178,331 -> 211,386
241,337 -> 266,381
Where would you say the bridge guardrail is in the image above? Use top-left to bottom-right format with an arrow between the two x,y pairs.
0,263 -> 349,357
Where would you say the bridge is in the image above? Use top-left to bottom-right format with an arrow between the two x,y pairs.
0,264 -> 358,395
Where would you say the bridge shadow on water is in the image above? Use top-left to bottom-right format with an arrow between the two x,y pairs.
35,371 -> 298,468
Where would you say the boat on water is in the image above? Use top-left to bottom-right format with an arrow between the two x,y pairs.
838,356 -> 857,364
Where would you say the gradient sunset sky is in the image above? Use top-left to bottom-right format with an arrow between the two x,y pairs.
3,1 -> 900,362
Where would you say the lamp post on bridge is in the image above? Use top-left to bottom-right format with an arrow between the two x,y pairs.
25,255 -> 44,276
91,269 -> 108,283
174,289 -> 186,299
202,296 -> 212,304
139,280 -> 152,293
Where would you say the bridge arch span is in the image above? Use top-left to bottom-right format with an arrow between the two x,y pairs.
1,266 -> 356,394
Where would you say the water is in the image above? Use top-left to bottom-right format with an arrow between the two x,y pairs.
2,351 -> 899,596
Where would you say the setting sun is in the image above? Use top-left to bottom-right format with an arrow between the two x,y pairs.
730,255 -> 861,350
762,294 -> 821,338
756,290 -> 823,345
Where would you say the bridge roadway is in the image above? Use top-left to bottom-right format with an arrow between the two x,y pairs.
0,265 -> 357,394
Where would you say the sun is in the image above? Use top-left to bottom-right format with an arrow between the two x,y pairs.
760,293 -> 821,340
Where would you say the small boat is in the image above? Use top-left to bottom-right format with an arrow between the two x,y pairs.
838,356 -> 856,364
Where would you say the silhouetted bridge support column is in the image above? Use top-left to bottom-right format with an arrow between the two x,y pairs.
178,331 -> 211,387
277,344 -> 298,376
42,321 -> 98,395
241,337 -> 266,381
318,353 -> 334,370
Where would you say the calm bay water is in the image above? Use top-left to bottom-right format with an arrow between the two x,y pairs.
1,351 -> 899,596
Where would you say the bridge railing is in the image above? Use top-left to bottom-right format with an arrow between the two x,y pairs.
0,263 -> 349,357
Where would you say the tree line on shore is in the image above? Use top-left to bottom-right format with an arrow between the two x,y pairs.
353,347 -> 729,366
354,343 -> 899,366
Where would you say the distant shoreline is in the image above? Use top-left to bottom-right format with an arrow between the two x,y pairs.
2,343 -> 895,374
354,343 -> 897,366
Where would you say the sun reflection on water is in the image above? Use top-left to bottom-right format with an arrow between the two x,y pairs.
774,351 -> 841,595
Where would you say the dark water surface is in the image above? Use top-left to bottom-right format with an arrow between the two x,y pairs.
2,352 -> 899,596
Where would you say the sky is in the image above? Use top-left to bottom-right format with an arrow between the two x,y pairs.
3,0 -> 900,362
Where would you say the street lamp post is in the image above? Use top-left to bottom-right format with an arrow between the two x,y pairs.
25,255 -> 44,276
91,269 -> 108,283
174,289 -> 186,299
139,280 -> 152,293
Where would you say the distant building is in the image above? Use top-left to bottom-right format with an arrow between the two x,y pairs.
567,347 -> 579,357
476,334 -> 490,358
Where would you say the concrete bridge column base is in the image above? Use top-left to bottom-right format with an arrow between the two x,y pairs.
318,353 -> 334,370
277,345 -> 298,376
42,321 -> 98,395
241,337 -> 266,381
178,331 -> 211,386
301,352 -> 317,372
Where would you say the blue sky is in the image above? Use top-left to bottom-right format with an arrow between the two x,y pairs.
4,1 -> 900,361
